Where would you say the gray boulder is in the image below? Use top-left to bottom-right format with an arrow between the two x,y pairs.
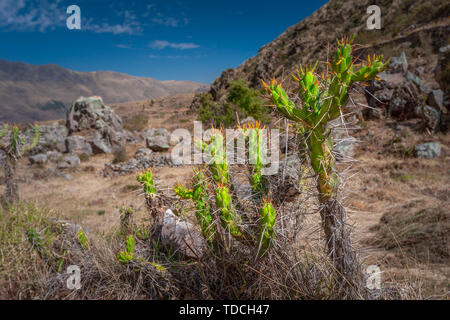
57,155 -> 80,169
67,96 -> 131,154
144,128 -> 170,152
67,96 -> 122,133
161,209 -> 206,258
388,52 -> 408,74
29,153 -> 48,165
427,90 -> 444,111
414,142 -> 441,159
65,135 -> 92,156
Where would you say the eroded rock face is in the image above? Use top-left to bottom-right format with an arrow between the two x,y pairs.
66,96 -> 132,154
161,209 -> 206,259
364,52 -> 443,132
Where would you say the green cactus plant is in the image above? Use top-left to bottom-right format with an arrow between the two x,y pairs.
263,36 -> 387,275
258,198 -> 276,256
116,234 -> 136,264
0,124 -> 40,204
137,168 -> 157,196
239,121 -> 267,196
174,168 -> 215,241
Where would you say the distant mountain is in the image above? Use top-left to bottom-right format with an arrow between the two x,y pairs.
0,59 -> 209,122
201,0 -> 449,104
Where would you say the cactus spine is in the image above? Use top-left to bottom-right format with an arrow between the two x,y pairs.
264,37 -> 387,274
0,124 -> 40,204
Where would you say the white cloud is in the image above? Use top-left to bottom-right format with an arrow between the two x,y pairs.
85,10 -> 142,35
150,40 -> 199,50
116,44 -> 131,49
0,0 -> 66,32
0,1 -> 142,35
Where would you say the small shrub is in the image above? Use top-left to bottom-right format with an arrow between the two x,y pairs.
112,147 -> 128,164
122,112 -> 149,132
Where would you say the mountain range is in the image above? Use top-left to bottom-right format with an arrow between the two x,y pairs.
0,59 -> 208,123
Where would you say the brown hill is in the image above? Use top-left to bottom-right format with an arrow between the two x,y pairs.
201,0 -> 449,104
0,59 -> 208,123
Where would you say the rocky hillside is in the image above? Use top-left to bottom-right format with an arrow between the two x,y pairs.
0,59 -> 208,123
200,0 -> 449,104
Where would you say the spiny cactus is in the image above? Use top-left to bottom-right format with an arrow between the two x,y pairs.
192,126 -> 277,255
0,124 -> 40,204
263,36 -> 387,279
239,121 -> 267,196
195,129 -> 245,240
196,128 -> 230,185
258,198 -> 276,255
174,168 -> 215,241
116,235 -> 135,264
137,168 -> 157,196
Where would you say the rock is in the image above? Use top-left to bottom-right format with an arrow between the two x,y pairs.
414,142 -> 441,159
67,96 -> 122,133
406,71 -> 430,93
102,153 -> 173,177
334,139 -> 357,161
240,116 -> 256,125
144,128 -> 170,152
29,153 -> 48,165
57,155 -> 80,169
24,123 -> 68,154
422,105 -> 442,133
161,209 -> 206,258
427,90 -> 444,111
67,96 -> 131,154
46,150 -> 62,162
135,147 -> 153,160
90,131 -> 112,154
388,52 -> 408,74
65,135 -> 92,156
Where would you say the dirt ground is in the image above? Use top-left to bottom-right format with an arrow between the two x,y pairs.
2,94 -> 449,299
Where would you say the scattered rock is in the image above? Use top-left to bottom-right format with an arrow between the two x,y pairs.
135,147 -> 153,160
46,150 -> 63,162
161,209 -> 206,259
144,128 -> 170,152
29,153 -> 48,165
414,142 -> 441,159
422,106 -> 442,133
388,52 -> 408,74
65,135 -> 92,156
102,153 -> 173,177
57,155 -> 80,169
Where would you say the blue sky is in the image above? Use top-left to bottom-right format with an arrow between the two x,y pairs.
0,0 -> 328,83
